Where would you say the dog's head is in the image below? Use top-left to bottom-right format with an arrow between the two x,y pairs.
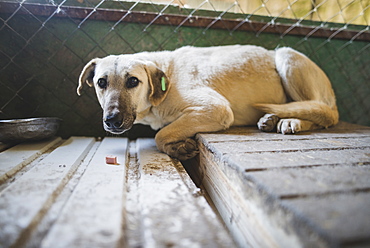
77,55 -> 170,134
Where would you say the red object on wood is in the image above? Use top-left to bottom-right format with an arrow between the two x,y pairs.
106,156 -> 117,164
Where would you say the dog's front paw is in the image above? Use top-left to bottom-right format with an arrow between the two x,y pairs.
277,119 -> 302,134
257,114 -> 280,132
165,138 -> 199,160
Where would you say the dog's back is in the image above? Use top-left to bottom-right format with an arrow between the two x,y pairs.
169,45 -> 338,129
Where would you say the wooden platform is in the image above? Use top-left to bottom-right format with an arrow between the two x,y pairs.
1,122 -> 369,247
0,137 -> 234,247
184,122 -> 370,248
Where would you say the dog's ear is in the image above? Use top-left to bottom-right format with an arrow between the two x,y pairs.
144,62 -> 171,106
77,58 -> 99,96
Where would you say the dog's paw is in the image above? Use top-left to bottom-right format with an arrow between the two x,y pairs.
257,114 -> 280,132
165,138 -> 199,160
277,119 -> 302,134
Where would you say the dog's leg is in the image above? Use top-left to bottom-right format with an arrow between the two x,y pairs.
155,105 -> 234,160
257,114 -> 280,132
254,48 -> 339,134
277,118 -> 320,134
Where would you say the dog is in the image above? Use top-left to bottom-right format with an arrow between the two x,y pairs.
77,45 -> 339,160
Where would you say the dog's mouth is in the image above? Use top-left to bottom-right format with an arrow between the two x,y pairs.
104,126 -> 127,134
104,123 -> 133,134
104,120 -> 134,134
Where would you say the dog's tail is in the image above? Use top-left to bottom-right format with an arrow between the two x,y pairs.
253,100 -> 339,128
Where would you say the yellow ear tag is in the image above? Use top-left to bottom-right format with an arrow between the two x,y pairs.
161,77 -> 166,92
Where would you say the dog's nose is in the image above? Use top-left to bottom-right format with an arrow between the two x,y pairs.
104,114 -> 123,129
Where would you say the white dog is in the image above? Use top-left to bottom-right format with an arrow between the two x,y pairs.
77,45 -> 339,160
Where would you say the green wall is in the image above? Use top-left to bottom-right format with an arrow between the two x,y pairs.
0,2 -> 369,139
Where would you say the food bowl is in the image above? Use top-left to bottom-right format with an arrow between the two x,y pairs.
0,117 -> 62,143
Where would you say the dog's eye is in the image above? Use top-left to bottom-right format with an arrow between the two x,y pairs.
126,77 -> 139,88
97,78 -> 108,89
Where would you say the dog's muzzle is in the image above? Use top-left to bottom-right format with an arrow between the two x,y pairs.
103,113 -> 132,134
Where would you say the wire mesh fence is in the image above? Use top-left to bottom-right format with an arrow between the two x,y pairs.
149,0 -> 370,25
0,0 -> 369,138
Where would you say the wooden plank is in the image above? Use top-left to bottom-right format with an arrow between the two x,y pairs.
199,122 -> 370,142
135,138 -> 235,247
197,143 -> 309,248
0,137 -> 61,183
24,140 -> 102,247
285,193 -> 370,246
205,137 -> 370,155
0,137 -> 95,247
196,140 -> 331,247
41,137 -> 128,248
247,165 -> 370,197
227,148 -> 370,171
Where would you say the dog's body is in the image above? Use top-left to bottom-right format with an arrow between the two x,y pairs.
78,45 -> 339,160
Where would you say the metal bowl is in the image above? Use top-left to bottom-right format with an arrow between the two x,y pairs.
0,117 -> 62,143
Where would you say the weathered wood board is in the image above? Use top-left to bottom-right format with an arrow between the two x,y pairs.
41,137 -> 129,247
0,137 -> 95,247
134,139 -> 234,247
0,137 -> 61,184
192,122 -> 370,248
0,137 -> 234,247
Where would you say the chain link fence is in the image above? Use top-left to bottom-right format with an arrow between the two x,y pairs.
0,0 -> 369,138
